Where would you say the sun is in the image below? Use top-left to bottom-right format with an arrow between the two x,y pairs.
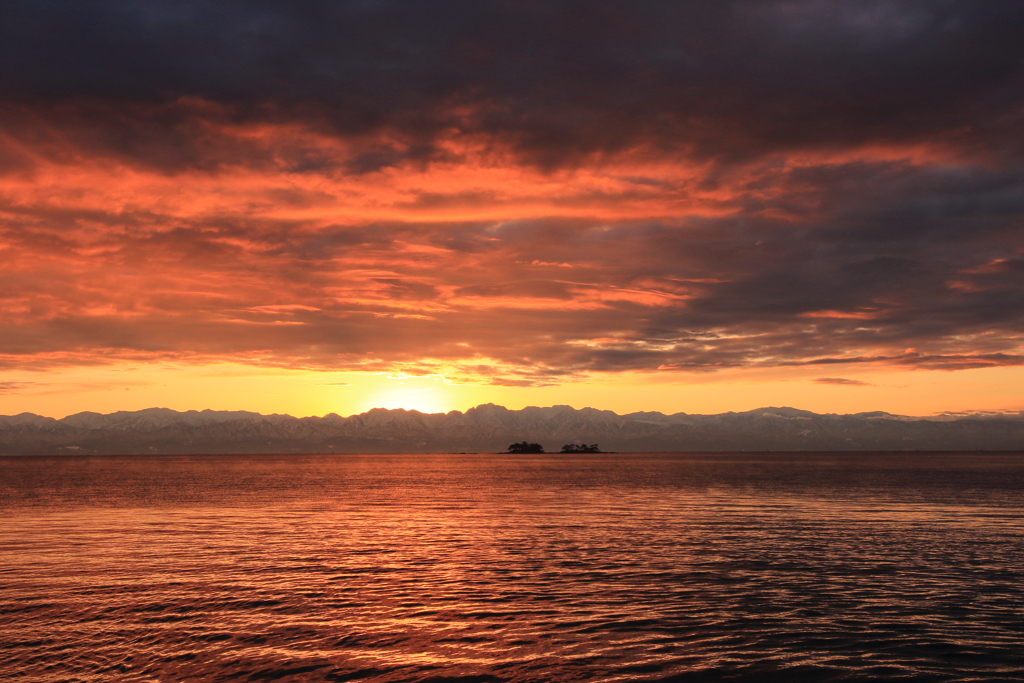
357,376 -> 455,415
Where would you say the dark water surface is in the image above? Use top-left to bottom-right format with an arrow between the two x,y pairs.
2,452 -> 1024,682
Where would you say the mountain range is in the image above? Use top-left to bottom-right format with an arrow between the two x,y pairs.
2,404 -> 1024,455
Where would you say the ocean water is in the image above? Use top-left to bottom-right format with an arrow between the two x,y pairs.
1,452 -> 1023,683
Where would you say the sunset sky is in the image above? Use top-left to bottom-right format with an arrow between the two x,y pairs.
2,1 -> 1024,418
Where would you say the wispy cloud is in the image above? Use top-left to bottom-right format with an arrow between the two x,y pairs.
0,382 -> 33,394
814,378 -> 874,387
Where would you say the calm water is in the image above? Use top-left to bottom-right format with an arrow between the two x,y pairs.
2,452 -> 1024,682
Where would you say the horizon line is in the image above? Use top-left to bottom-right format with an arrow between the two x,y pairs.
5,403 -> 1024,422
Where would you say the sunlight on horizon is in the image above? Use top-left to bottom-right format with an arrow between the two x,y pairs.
2,362 -> 1023,419
356,382 -> 454,415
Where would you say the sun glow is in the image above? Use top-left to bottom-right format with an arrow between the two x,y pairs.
1,361 -> 1023,419
357,378 -> 455,415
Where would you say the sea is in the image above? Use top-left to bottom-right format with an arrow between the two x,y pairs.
1,452 -> 1023,682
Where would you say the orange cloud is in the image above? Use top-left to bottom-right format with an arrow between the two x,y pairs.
2,102 -> 1024,389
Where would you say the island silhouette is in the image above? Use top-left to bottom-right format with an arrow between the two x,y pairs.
506,441 -> 545,453
503,442 -> 603,454
560,443 -> 602,453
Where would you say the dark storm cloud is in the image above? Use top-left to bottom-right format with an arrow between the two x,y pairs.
2,1 -> 1024,168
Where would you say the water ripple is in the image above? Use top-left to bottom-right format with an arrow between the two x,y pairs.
1,452 -> 1023,682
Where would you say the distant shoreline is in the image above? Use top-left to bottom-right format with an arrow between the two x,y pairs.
4,451 -> 1024,459
3,404 -> 1024,455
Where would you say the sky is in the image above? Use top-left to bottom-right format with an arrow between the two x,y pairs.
2,0 -> 1024,418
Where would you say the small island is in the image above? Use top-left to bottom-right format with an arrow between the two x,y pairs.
504,442 -> 603,453
560,443 -> 602,453
506,441 -> 545,453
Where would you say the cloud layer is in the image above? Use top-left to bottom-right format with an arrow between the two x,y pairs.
2,1 -> 1024,385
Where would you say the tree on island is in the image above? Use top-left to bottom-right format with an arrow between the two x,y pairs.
561,443 -> 601,453
507,441 -> 545,453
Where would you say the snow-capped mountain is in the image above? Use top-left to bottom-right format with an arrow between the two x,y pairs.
2,404 -> 1024,455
